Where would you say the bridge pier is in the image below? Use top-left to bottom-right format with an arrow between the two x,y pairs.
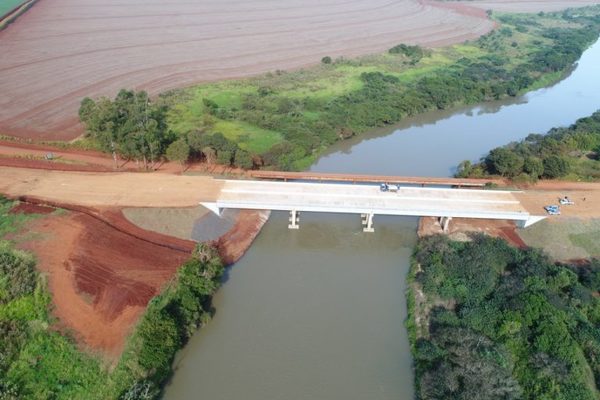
288,209 -> 300,229
439,216 -> 453,233
361,213 -> 375,233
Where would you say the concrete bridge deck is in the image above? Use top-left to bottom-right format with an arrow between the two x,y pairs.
202,179 -> 545,231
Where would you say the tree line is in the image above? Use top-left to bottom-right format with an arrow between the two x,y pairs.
79,90 -> 253,171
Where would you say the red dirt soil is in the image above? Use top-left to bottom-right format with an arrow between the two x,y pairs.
13,198 -> 266,359
0,140 -> 252,175
0,0 -> 496,141
18,208 -> 193,359
215,209 -> 270,265
9,202 -> 54,214
418,216 -> 528,248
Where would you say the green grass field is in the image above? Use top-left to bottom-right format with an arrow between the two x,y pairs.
0,0 -> 29,18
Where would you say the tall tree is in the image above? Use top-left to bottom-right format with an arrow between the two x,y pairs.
166,138 -> 190,172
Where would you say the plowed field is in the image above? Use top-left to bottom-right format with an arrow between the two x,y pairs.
0,0 -> 497,140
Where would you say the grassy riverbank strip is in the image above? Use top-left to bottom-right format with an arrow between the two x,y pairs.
152,6 -> 600,171
407,234 -> 600,399
0,197 -> 224,399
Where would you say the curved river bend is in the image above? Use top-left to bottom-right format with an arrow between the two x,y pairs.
164,39 -> 600,400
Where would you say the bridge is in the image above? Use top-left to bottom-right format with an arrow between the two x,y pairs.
201,178 -> 545,232
0,166 -> 547,232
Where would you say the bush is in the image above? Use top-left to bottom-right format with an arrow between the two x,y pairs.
543,155 -> 570,178
321,56 -> 332,64
0,243 -> 37,304
486,147 -> 524,177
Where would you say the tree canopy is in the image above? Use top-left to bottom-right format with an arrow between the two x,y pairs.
79,90 -> 172,169
410,235 -> 600,400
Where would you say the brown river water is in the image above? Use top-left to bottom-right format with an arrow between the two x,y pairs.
164,38 -> 600,399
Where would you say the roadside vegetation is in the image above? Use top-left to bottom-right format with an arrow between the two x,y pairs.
79,6 -> 600,171
408,234 -> 600,400
0,197 -> 224,399
457,110 -> 600,182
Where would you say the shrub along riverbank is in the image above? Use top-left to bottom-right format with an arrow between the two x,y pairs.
457,110 -> 600,182
407,234 -> 600,400
0,198 -> 224,399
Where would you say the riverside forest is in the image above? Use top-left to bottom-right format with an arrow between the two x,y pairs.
409,235 -> 600,400
1,5 -> 600,400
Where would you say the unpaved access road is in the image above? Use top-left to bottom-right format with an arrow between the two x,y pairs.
0,166 -> 222,207
0,0 -> 497,140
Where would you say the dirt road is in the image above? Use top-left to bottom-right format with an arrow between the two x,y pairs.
0,166 -> 222,207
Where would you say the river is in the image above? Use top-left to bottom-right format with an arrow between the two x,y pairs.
163,38 -> 600,399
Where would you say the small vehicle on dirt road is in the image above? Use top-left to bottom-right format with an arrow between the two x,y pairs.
559,196 -> 574,205
544,205 -> 561,215
380,183 -> 400,192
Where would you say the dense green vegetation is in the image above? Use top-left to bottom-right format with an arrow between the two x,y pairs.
408,234 -> 600,400
458,110 -> 600,181
0,0 -> 29,18
0,197 -> 224,399
154,6 -> 600,170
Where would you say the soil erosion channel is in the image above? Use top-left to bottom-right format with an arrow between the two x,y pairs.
163,36 -> 600,400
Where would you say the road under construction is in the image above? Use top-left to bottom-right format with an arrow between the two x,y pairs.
0,166 -> 553,233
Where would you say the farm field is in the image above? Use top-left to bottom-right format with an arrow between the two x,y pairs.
0,0 -> 499,141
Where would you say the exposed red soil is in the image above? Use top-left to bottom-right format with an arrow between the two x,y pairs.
0,140 -> 251,175
418,216 -> 528,248
215,209 -> 270,265
9,202 -> 54,214
0,155 -> 112,172
0,0 -> 496,141
18,208 -> 193,359
14,196 -> 266,359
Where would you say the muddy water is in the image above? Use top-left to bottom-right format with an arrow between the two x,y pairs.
164,38 -> 600,399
